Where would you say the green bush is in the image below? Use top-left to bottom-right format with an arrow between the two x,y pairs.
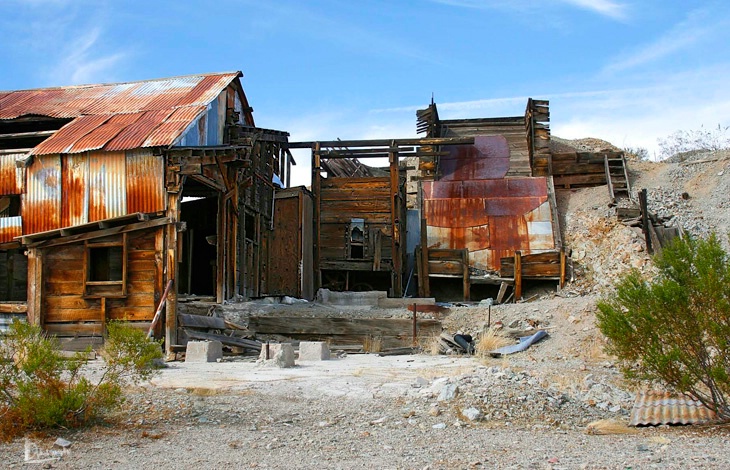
596,233 -> 730,421
0,320 -> 162,441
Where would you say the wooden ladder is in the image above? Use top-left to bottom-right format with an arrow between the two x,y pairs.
604,153 -> 631,204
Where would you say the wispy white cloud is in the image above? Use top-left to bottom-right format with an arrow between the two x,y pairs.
429,0 -> 628,20
603,8 -> 727,73
51,27 -> 127,85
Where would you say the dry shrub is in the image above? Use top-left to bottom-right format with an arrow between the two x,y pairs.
475,328 -> 512,358
424,333 -> 442,355
585,419 -> 637,435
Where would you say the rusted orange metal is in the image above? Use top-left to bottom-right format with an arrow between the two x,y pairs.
0,216 -> 22,243
88,151 -> 127,222
0,154 -> 24,195
1,72 -> 240,155
126,149 -> 165,214
439,136 -> 511,181
24,155 -> 62,234
423,175 -> 554,272
630,391 -> 718,426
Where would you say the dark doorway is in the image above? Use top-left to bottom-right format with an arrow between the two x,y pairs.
179,179 -> 219,296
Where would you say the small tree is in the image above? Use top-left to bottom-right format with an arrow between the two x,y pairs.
596,233 -> 730,421
0,320 -> 162,441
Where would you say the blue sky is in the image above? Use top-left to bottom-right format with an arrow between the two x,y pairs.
1,0 -> 729,185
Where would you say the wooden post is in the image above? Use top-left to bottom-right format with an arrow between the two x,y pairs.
412,304 -> 417,347
389,143 -> 402,297
420,218 -> 430,298
26,247 -> 42,327
100,297 -> 107,338
559,248 -> 566,289
165,189 -> 181,356
462,248 -> 470,301
639,188 -> 653,255
514,250 -> 522,302
312,143 -> 321,291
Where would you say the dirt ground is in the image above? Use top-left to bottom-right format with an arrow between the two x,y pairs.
3,148 -> 730,468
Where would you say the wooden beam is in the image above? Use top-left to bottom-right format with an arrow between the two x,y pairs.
24,217 -> 171,248
514,251 -> 522,302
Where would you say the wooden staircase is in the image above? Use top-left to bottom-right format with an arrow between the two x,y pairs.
604,154 -> 631,204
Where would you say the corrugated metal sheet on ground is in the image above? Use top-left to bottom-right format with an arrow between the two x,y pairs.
0,72 -> 239,154
630,391 -> 717,426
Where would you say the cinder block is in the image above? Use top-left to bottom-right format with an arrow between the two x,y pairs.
185,340 -> 223,363
299,341 -> 331,361
258,343 -> 295,368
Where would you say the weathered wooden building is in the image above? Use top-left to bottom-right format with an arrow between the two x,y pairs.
0,72 -> 291,352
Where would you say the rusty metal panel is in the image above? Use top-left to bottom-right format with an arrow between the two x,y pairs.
67,113 -> 143,154
32,115 -> 110,155
423,177 -> 555,272
61,153 -> 89,227
25,155 -> 61,234
104,110 -> 172,151
88,151 -> 126,222
126,149 -> 165,213
0,216 -> 22,243
0,153 -> 25,195
4,72 -> 240,153
439,135 -> 510,181
630,391 -> 717,426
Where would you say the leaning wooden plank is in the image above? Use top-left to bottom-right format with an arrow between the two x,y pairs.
184,330 -> 262,351
178,313 -> 226,330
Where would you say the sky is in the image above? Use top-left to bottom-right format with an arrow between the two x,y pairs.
1,0 -> 729,185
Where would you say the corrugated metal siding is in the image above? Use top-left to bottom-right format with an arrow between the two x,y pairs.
126,149 -> 165,213
25,155 -> 62,234
0,216 -> 22,243
630,391 -> 717,426
61,153 -> 89,227
0,153 -> 25,195
440,136 -> 511,181
1,72 -> 240,154
423,177 -> 555,272
88,151 -> 126,222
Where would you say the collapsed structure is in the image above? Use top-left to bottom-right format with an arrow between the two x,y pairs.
0,71 -> 642,353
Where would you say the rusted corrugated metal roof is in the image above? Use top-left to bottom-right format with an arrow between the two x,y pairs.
0,72 -> 241,155
630,391 -> 718,426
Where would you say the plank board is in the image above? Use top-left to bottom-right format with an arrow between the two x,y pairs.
248,316 -> 440,337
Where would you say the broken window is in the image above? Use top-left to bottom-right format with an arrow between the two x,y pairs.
84,235 -> 127,298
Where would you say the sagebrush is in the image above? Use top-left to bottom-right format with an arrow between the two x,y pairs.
658,124 -> 730,160
596,233 -> 730,421
0,320 -> 162,441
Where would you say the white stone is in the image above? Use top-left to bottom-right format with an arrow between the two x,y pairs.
437,383 -> 459,402
298,341 -> 331,361
258,343 -> 295,368
462,407 -> 482,421
185,340 -> 223,363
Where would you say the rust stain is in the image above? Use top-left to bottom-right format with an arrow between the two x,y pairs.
2,73 -> 239,155
126,149 -> 165,213
0,154 -> 24,195
61,153 -> 88,227
0,216 -> 22,243
439,135 -> 510,181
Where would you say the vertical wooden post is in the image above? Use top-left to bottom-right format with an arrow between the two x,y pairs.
420,218 -> 430,298
462,248 -> 470,301
389,143 -> 402,297
312,143 -> 322,291
216,193 -> 225,303
165,189 -> 180,356
100,297 -> 107,338
514,250 -> 522,302
412,304 -> 417,347
559,248 -> 566,289
26,247 -> 42,327
639,188 -> 653,255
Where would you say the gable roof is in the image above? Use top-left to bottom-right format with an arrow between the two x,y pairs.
0,72 -> 246,155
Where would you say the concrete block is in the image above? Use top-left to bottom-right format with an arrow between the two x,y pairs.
258,343 -> 295,368
299,341 -> 331,361
185,340 -> 223,363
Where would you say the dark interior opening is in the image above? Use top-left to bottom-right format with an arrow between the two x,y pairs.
0,249 -> 27,301
0,196 -> 21,217
179,178 -> 219,296
0,117 -> 72,150
88,246 -> 123,281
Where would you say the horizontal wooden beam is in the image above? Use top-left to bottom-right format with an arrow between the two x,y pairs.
0,130 -> 56,140
290,136 -> 476,149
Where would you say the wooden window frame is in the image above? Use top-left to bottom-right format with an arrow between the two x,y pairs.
83,233 -> 128,299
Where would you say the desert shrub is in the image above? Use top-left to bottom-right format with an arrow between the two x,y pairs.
622,146 -> 650,161
0,320 -> 162,441
596,233 -> 730,421
658,124 -> 730,160
475,328 -> 512,358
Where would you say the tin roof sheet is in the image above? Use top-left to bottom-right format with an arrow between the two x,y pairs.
0,72 -> 241,155
629,391 -> 718,426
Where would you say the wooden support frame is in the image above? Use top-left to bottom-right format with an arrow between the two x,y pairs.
389,142 -> 403,297
514,250 -> 522,301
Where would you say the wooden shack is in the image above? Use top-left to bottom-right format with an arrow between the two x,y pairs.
0,72 -> 291,353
